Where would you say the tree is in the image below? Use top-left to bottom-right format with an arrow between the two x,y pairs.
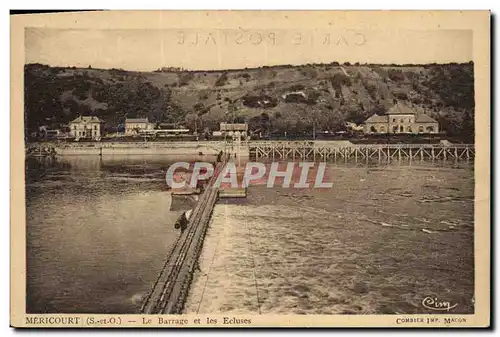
184,113 -> 202,133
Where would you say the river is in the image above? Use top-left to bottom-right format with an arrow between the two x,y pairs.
185,159 -> 475,314
25,155 -> 206,313
26,155 -> 474,314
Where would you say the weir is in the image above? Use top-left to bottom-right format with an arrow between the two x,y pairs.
249,141 -> 475,161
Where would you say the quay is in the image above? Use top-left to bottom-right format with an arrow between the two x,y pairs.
34,141 -> 231,156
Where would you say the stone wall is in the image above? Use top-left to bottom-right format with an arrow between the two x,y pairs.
29,141 -> 250,157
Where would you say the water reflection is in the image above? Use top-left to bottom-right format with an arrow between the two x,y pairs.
26,155 -> 197,313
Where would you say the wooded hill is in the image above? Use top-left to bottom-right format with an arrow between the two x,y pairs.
24,62 -> 474,140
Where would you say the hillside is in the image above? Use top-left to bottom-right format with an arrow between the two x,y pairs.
24,62 -> 475,140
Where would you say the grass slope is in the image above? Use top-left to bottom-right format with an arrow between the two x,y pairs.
24,62 -> 474,140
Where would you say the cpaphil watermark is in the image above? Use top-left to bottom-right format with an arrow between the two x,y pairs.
165,162 -> 333,189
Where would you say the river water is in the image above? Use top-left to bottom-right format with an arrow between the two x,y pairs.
25,155 -> 203,313
26,156 -> 474,314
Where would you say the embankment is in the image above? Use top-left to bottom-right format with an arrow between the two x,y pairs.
27,141 -> 250,157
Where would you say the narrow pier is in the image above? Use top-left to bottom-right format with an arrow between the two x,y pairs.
141,161 -> 226,314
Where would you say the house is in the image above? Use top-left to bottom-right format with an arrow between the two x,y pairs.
220,123 -> 248,137
38,126 -> 66,139
219,123 -> 249,140
364,103 -> 439,134
69,116 -> 104,140
45,129 -> 63,139
125,118 -> 155,135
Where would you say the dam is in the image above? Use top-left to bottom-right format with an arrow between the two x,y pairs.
136,140 -> 474,314
27,140 -> 474,162
249,141 -> 475,161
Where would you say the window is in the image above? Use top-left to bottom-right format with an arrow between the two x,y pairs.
426,126 -> 434,133
400,118 -> 404,123
392,126 -> 398,133
380,126 -> 385,133
370,126 -> 377,133
399,126 -> 404,133
418,126 -> 424,133
94,125 -> 97,130
392,118 -> 396,123
407,126 -> 412,133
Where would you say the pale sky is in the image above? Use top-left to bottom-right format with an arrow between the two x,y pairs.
25,28 -> 472,71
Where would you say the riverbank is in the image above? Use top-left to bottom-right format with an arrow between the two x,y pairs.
26,141 -> 249,157
26,140 -> 474,161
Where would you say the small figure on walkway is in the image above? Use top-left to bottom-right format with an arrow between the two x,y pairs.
174,212 -> 189,234
180,221 -> 187,233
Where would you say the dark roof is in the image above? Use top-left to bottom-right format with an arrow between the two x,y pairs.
365,114 -> 388,123
125,118 -> 149,123
70,116 -> 104,123
415,114 -> 438,123
220,123 -> 248,131
365,110 -> 438,124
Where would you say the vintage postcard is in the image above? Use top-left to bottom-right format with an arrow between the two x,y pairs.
10,10 -> 490,328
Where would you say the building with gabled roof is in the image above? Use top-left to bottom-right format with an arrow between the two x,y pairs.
219,123 -> 249,139
364,114 -> 389,124
125,117 -> 155,135
69,116 -> 104,140
364,103 -> 439,134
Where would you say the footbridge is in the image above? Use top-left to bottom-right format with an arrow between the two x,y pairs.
249,141 -> 475,161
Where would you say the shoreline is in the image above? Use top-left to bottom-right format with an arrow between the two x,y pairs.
26,141 -> 247,157
25,140 -> 475,158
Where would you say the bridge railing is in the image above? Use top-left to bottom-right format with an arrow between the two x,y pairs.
248,141 -> 474,149
344,144 -> 475,149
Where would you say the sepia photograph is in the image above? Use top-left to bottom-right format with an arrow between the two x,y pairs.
10,10 -> 490,327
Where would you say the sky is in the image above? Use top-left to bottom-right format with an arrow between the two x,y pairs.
25,28 -> 473,71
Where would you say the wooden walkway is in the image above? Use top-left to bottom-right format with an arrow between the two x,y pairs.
249,141 -> 475,161
140,161 -> 225,314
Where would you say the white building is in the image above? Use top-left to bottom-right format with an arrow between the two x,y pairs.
69,116 -> 104,140
219,123 -> 248,138
125,118 -> 155,135
363,103 -> 439,134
